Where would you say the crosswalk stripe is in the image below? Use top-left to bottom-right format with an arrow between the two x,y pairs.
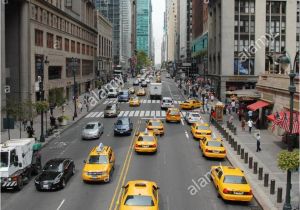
103,101 -> 108,104
156,111 -> 160,117
155,100 -> 160,103
96,112 -> 103,118
174,101 -> 178,104
129,111 -> 135,117
140,111 -> 145,116
141,100 -> 146,103
145,111 -> 150,116
151,111 -> 155,117
85,112 -> 95,118
151,100 -> 155,103
134,111 -> 140,117
147,100 -> 151,103
123,111 -> 129,117
161,111 -> 166,117
118,111 -> 124,117
90,112 -> 99,118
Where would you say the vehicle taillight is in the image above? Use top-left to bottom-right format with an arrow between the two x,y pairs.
151,144 -> 157,148
135,144 -> 140,147
223,188 -> 233,194
205,149 -> 212,153
220,150 -> 226,154
245,190 -> 252,195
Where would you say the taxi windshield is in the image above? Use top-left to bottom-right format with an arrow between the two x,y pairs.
223,175 -> 247,184
169,110 -> 179,115
196,125 -> 209,130
88,155 -> 108,164
149,121 -> 161,126
124,195 -> 154,206
207,141 -> 223,147
138,136 -> 155,142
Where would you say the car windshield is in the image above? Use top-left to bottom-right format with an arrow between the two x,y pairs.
207,141 -> 223,147
105,105 -> 114,110
169,110 -> 179,115
0,152 -> 8,168
124,195 -> 154,206
149,121 -> 161,126
163,99 -> 172,103
116,119 -> 128,125
88,155 -> 108,164
43,161 -> 63,172
85,124 -> 95,129
120,91 -> 128,95
183,101 -> 190,103
138,136 -> 155,142
223,175 -> 248,184
191,113 -> 200,118
196,126 -> 209,130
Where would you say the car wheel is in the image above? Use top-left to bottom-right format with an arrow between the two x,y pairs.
61,179 -> 66,189
216,187 -> 221,198
36,186 -> 41,191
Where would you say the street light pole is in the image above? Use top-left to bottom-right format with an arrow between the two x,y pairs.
282,50 -> 299,210
72,57 -> 78,120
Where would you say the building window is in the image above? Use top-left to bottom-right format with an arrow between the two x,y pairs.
82,59 -> 93,75
82,44 -> 85,54
86,45 -> 89,56
66,58 -> 80,77
48,66 -> 62,80
55,36 -> 62,50
71,40 -> 75,52
65,38 -> 69,51
35,29 -> 43,47
47,33 -> 54,48
77,42 -> 80,54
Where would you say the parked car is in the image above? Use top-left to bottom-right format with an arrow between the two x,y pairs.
82,121 -> 104,139
34,158 -> 75,191
160,97 -> 174,110
114,117 -> 133,136
118,90 -> 130,102
104,103 -> 120,118
107,88 -> 118,98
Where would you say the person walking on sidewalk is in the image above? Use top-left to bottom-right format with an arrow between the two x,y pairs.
247,119 -> 253,133
229,114 -> 234,124
241,118 -> 246,131
256,133 -> 261,152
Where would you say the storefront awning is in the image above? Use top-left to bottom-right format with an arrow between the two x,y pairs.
247,100 -> 270,111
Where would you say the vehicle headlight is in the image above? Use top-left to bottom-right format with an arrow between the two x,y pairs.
102,171 -> 108,176
34,179 -> 40,184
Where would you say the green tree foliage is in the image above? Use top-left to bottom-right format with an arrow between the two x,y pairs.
3,99 -> 36,121
33,101 -> 49,114
278,149 -> 300,171
137,51 -> 151,69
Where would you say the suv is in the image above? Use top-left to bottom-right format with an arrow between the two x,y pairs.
161,97 -> 174,110
107,88 -> 118,98
82,143 -> 115,183
114,117 -> 133,136
118,90 -> 129,102
104,103 -> 120,118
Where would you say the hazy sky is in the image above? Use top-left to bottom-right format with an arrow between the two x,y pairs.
152,0 -> 166,65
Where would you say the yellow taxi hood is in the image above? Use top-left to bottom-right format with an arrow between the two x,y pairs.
83,164 -> 109,172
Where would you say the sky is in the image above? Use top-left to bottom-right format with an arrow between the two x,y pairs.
152,0 -> 165,65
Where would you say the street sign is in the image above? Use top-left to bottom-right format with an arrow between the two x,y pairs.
4,85 -> 10,93
182,63 -> 192,67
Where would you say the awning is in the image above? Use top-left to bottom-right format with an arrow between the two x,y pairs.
247,100 -> 270,111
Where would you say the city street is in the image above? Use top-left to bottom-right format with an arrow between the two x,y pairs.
1,74 -> 260,210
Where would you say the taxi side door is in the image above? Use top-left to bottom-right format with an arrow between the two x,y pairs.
211,167 -> 223,189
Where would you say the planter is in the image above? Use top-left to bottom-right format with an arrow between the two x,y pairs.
59,119 -> 68,126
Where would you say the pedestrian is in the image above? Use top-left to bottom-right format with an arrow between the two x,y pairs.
78,101 -> 83,112
241,118 -> 246,131
210,94 -> 214,102
86,103 -> 89,112
229,115 -> 234,124
256,133 -> 261,152
247,119 -> 253,133
248,110 -> 253,120
235,102 -> 239,113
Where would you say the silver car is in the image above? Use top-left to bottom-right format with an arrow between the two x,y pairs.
161,97 -> 174,110
185,112 -> 202,125
104,103 -> 120,118
82,122 -> 104,140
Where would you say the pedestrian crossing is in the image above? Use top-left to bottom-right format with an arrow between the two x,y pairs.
103,99 -> 184,104
85,110 -> 189,118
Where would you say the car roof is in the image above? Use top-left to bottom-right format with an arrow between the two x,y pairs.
89,145 -> 110,156
87,121 -> 100,125
194,122 -> 209,126
46,158 -> 69,164
126,180 -> 157,195
162,97 -> 172,100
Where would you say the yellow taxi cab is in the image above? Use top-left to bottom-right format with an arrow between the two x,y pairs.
200,137 -> 226,158
146,119 -> 164,135
166,108 -> 181,123
119,180 -> 159,210
134,129 -> 158,153
191,122 -> 212,140
129,96 -> 140,107
210,166 -> 253,202
128,87 -> 135,94
82,143 -> 115,183
179,99 -> 202,110
136,88 -> 146,96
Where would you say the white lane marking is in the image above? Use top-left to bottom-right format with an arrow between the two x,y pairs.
147,100 -> 151,103
161,111 -> 166,117
151,100 -> 155,103
141,117 -> 165,120
118,111 -> 124,117
156,111 -> 160,117
140,111 -> 145,117
103,101 -> 108,104
145,111 -> 150,116
57,199 -> 65,210
141,100 -> 146,103
129,111 -> 135,117
155,100 -> 160,103
181,119 -> 185,126
85,112 -> 95,118
185,130 -> 189,139
90,112 -> 99,118
96,112 -> 103,118
166,195 -> 170,210
174,101 -> 178,104
134,111 -> 140,117
123,111 -> 129,116
167,84 -> 174,99
151,111 -> 156,117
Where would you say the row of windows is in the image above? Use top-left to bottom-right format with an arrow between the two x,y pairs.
31,4 -> 96,45
98,35 -> 112,58
35,29 -> 96,56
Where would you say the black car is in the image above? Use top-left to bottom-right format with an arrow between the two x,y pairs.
114,117 -> 133,136
34,158 -> 75,191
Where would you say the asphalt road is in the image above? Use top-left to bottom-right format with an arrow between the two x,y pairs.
1,73 -> 261,210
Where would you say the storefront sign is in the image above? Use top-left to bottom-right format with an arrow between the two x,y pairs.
227,76 -> 248,81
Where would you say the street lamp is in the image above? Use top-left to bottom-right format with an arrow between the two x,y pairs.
39,56 -> 49,142
72,57 -> 78,120
277,50 -> 299,210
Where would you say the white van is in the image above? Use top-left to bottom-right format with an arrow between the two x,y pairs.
149,83 -> 162,100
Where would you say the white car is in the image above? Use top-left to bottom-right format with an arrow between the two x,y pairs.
107,88 -> 118,98
145,78 -> 151,83
184,112 -> 202,124
166,73 -> 171,78
160,97 -> 174,110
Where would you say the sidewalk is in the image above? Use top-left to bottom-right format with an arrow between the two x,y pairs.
1,88 -> 103,145
175,81 -> 299,209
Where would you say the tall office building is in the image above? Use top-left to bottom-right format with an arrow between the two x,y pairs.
95,0 -> 131,68
166,0 -> 179,61
136,0 -> 152,56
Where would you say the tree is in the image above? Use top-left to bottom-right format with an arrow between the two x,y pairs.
278,149 -> 299,171
137,51 -> 151,70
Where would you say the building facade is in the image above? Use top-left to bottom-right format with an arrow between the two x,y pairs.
4,0 -> 97,108
97,12 -> 113,83
208,0 -> 299,101
166,0 -> 179,61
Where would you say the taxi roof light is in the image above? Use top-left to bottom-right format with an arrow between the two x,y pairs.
135,183 -> 147,187
96,143 -> 104,152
